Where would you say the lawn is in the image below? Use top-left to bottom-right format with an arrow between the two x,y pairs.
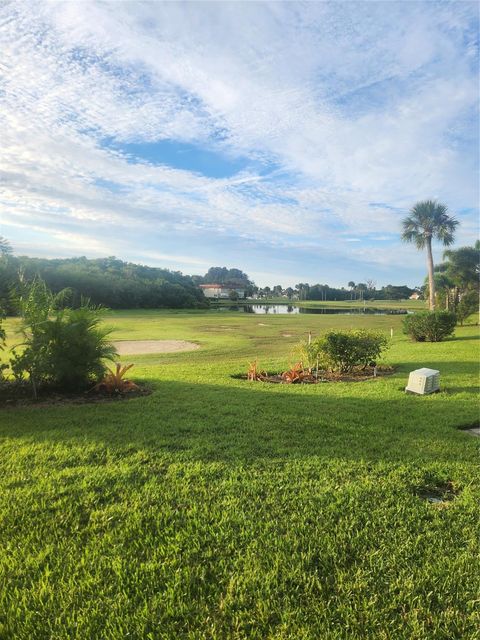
0,310 -> 479,639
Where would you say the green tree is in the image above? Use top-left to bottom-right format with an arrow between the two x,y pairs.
441,241 -> 480,322
273,285 -> 283,297
424,271 -> 455,310
0,236 -> 12,257
456,291 -> 478,325
401,200 -> 458,310
356,283 -> 367,301
347,281 -> 355,300
295,283 -> 310,301
442,242 -> 479,292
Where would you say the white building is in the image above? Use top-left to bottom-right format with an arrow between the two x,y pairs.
199,283 -> 246,299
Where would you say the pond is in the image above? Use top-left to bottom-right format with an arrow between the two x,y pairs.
215,304 -> 409,315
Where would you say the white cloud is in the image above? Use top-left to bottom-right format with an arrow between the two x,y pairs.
0,1 -> 477,283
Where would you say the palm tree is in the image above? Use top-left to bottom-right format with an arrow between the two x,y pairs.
348,281 -> 355,300
401,200 -> 459,310
0,236 -> 12,257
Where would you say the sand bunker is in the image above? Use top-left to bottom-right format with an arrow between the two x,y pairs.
113,340 -> 199,355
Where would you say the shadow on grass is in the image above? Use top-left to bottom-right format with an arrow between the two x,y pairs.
1,377 -> 478,466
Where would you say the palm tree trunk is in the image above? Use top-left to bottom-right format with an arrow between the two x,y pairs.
426,237 -> 435,310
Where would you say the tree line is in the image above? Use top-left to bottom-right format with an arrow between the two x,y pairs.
0,224 -> 477,315
250,283 -> 416,301
0,253 -> 208,312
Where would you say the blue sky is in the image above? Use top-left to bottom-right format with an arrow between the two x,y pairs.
0,1 -> 478,287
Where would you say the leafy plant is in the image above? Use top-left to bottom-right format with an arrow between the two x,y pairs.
298,330 -> 389,374
93,363 -> 139,394
11,278 -> 117,396
403,311 -> 456,342
247,360 -> 267,381
281,362 -> 313,384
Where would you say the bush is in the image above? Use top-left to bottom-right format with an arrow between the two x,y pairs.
456,291 -> 478,325
11,278 -> 117,395
403,311 -> 456,342
298,329 -> 389,373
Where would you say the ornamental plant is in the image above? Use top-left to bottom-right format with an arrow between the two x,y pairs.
402,310 -> 456,342
10,278 -> 117,396
298,329 -> 389,374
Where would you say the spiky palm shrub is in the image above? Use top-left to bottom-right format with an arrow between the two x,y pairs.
11,278 -> 117,395
401,200 -> 458,310
39,306 -> 117,390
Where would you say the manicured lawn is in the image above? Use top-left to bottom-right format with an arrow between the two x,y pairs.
0,311 -> 479,639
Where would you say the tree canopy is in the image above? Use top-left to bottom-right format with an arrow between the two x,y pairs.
0,255 -> 208,312
201,267 -> 253,286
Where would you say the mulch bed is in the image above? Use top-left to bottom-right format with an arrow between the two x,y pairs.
0,383 -> 152,408
233,365 -> 395,384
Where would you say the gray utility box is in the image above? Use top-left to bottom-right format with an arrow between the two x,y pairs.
405,368 -> 440,395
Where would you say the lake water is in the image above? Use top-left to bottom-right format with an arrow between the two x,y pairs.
217,304 -> 409,315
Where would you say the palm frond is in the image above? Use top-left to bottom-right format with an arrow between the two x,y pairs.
401,200 -> 458,249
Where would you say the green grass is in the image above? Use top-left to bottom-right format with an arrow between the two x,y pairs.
0,311 -> 479,639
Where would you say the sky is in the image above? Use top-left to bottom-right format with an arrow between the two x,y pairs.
0,1 -> 478,288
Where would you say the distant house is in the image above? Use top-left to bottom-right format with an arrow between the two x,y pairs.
409,291 -> 422,300
199,283 -> 245,299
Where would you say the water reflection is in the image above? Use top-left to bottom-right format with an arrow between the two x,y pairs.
220,304 -> 408,315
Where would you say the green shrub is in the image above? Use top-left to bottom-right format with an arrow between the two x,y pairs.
403,311 -> 456,342
298,329 -> 389,373
456,291 -> 479,325
11,278 -> 117,395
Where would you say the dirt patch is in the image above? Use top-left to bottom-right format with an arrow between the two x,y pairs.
415,480 -> 459,506
113,340 -> 199,355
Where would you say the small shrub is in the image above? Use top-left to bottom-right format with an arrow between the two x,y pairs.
11,278 -> 117,395
247,360 -> 267,381
93,363 -> 139,394
281,362 -> 313,383
456,291 -> 478,325
298,330 -> 389,374
403,311 -> 456,342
